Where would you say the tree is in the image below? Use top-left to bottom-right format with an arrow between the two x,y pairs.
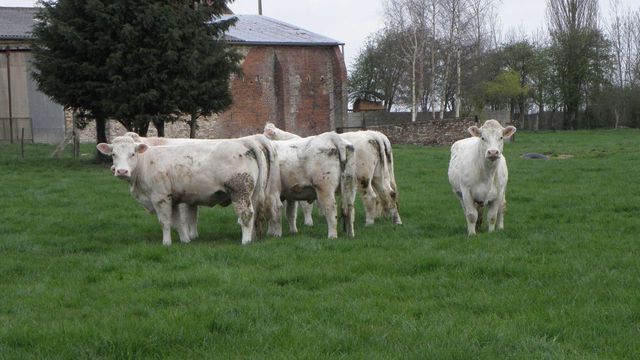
171,3 -> 242,138
31,0 -> 240,159
384,0 -> 430,121
348,30 -> 405,111
483,69 -> 528,112
546,0 -> 607,129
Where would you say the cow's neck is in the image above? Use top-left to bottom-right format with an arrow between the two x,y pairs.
128,157 -> 148,194
480,155 -> 500,181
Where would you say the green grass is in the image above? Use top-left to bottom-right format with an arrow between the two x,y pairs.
1,130 -> 640,359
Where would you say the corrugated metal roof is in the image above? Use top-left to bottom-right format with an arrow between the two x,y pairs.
0,7 -> 38,40
220,14 -> 343,46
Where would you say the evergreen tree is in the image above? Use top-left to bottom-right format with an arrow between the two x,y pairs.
31,0 -> 240,159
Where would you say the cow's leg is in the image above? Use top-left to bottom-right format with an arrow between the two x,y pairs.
371,177 -> 402,225
486,199 -> 500,233
497,198 -> 507,230
359,178 -> 378,226
315,188 -> 338,238
226,173 -> 256,244
267,195 -> 282,237
185,204 -> 199,240
459,190 -> 478,236
153,196 -> 174,246
342,191 -> 356,238
300,201 -> 314,226
475,202 -> 484,233
172,203 -> 191,244
286,200 -> 299,234
232,195 -> 255,245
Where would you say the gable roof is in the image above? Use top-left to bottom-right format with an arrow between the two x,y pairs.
0,7 -> 38,40
220,14 -> 343,46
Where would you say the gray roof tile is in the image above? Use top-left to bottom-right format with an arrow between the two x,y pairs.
220,14 -> 343,46
0,7 -> 38,40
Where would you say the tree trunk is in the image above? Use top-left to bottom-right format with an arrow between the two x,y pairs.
411,52 -> 418,122
153,118 -> 165,137
134,121 -> 150,137
189,113 -> 198,139
95,116 -> 110,163
455,46 -> 461,118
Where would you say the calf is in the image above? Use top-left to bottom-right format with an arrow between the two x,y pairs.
97,135 -> 274,245
447,120 -> 517,235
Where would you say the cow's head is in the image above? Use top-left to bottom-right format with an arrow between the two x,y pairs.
97,136 -> 148,179
263,122 -> 278,140
468,119 -> 517,162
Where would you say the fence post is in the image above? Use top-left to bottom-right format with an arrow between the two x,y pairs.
72,112 -> 79,158
21,127 -> 24,158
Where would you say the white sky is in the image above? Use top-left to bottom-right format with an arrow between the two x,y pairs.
2,0 -> 639,70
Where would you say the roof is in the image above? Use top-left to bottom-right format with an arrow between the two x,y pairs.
219,14 -> 343,46
0,7 -> 343,47
0,7 -> 38,40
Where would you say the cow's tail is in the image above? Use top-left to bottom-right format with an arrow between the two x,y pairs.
239,135 -> 270,238
247,134 -> 282,237
329,133 -> 357,237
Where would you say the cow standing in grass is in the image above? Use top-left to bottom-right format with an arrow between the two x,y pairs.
97,135 -> 277,245
267,130 -> 357,238
264,123 -> 401,226
448,120 -> 517,235
120,132 -> 283,239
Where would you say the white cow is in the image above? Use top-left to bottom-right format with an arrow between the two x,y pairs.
262,123 -> 315,227
448,119 -> 516,235
120,132 -> 283,239
340,130 -> 401,225
264,123 -> 401,226
97,135 -> 276,245
268,130 -> 357,238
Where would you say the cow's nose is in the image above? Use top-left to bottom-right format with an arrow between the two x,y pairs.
487,149 -> 500,159
116,168 -> 129,177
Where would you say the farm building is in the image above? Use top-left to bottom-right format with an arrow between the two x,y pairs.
215,14 -> 348,138
0,6 -> 347,142
0,7 -> 65,144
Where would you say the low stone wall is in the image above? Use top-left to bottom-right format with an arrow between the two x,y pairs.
342,117 -> 477,146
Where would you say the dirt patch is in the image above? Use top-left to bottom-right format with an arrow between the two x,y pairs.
550,154 -> 574,160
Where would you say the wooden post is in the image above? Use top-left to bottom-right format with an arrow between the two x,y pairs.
72,112 -> 79,158
21,128 -> 24,158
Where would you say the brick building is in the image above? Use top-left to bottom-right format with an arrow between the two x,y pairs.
217,14 -> 347,138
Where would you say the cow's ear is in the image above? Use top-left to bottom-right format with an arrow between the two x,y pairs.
468,126 -> 482,137
503,126 -> 517,138
96,143 -> 113,155
135,143 -> 149,154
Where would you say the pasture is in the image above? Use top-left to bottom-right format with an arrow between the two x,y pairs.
1,130 -> 639,359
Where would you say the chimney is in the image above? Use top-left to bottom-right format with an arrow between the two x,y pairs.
258,0 -> 262,15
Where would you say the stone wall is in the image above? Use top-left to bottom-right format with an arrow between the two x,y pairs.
344,117 -> 478,147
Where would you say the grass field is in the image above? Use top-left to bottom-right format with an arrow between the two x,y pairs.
1,130 -> 640,359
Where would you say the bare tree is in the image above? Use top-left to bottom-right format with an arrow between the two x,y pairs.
385,0 -> 430,121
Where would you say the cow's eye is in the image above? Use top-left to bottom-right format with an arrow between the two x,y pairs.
481,137 -> 485,141
500,136 -> 503,140
129,153 -> 135,158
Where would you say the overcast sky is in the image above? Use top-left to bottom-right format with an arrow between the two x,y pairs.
2,0 -> 639,69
